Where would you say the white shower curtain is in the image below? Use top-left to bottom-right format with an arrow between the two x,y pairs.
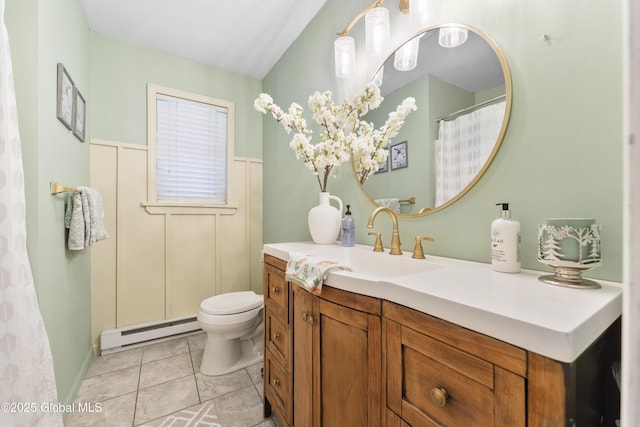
0,1 -> 62,425
435,100 -> 506,206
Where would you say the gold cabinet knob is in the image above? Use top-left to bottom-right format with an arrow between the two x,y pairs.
431,387 -> 448,407
272,332 -> 280,340
272,378 -> 280,386
272,286 -> 280,294
301,311 -> 315,325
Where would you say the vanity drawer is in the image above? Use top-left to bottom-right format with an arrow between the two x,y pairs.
387,319 -> 526,427
265,308 -> 290,362
264,260 -> 288,315
264,349 -> 291,424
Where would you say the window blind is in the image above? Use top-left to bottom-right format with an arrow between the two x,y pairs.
156,96 -> 228,203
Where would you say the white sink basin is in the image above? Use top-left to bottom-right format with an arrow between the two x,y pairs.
308,245 -> 443,279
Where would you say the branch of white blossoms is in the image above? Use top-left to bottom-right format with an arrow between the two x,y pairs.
254,84 -> 416,192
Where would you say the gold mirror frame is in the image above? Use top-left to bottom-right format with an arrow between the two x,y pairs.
356,24 -> 512,217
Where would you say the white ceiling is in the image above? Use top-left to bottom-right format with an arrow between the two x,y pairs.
79,0 -> 329,80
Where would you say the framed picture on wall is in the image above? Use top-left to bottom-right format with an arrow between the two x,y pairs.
375,157 -> 388,174
72,87 -> 86,142
56,63 -> 74,130
390,141 -> 408,170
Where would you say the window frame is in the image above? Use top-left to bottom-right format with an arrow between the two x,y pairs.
145,84 -> 235,211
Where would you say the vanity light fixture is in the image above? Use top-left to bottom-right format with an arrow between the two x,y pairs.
393,35 -> 420,71
409,0 -> 435,27
336,0 -> 429,79
438,26 -> 468,48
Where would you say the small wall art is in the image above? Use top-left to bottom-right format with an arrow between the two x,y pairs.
375,157 -> 388,174
56,63 -> 74,130
56,63 -> 86,142
72,87 -> 86,142
390,141 -> 408,170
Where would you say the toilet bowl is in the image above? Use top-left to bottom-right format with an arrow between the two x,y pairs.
197,291 -> 264,376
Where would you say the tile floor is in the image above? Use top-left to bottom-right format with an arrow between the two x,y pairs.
66,332 -> 281,427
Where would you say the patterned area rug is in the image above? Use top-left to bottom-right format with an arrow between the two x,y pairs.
150,401 -> 221,427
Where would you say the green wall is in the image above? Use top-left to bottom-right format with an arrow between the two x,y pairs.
7,0 -> 92,406
89,33 -> 263,157
262,0 -> 623,282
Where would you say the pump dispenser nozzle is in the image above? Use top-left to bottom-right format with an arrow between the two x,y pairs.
496,202 -> 511,219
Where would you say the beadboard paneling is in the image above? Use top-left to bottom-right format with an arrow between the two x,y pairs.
90,139 -> 263,351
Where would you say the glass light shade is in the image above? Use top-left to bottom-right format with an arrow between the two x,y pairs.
438,27 -> 468,48
410,0 -> 431,27
394,37 -> 420,71
365,7 -> 390,58
334,36 -> 356,78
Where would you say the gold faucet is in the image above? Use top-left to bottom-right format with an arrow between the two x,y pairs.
367,206 -> 402,255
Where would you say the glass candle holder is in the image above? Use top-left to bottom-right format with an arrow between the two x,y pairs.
537,218 -> 601,289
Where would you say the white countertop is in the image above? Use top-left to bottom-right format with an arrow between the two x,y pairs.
263,242 -> 622,363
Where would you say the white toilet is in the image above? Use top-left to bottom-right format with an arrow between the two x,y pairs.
197,291 -> 264,376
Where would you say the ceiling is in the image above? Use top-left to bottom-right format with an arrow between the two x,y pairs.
79,0 -> 329,80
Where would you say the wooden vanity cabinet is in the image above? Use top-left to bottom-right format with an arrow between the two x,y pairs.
263,254 -> 383,427
264,254 -> 621,427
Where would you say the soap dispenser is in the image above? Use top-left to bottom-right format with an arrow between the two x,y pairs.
491,203 -> 521,273
341,205 -> 356,247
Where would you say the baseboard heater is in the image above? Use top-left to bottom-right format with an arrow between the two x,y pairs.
100,315 -> 201,355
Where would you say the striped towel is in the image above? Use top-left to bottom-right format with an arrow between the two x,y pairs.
286,252 -> 351,295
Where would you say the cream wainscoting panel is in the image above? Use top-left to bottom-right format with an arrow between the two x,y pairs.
118,145 -> 166,327
248,160 -> 263,295
90,143 -> 117,350
90,140 -> 263,350
166,214 -> 217,318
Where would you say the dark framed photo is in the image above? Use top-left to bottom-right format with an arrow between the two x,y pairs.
375,157 -> 388,174
72,87 -> 86,142
56,63 -> 74,130
390,141 -> 408,170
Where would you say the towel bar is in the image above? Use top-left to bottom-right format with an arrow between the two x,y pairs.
50,182 -> 78,195
400,197 -> 415,204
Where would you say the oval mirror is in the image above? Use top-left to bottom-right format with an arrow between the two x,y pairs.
356,24 -> 512,217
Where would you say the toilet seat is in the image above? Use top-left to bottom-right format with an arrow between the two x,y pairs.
200,291 -> 263,315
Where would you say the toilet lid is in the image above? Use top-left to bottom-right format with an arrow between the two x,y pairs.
200,291 -> 263,315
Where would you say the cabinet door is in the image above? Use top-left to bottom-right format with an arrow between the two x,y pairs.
292,285 -> 382,427
292,285 -> 314,427
317,298 -> 381,427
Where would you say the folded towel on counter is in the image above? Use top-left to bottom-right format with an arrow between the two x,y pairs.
286,252 -> 351,295
374,198 -> 401,213
64,186 -> 108,250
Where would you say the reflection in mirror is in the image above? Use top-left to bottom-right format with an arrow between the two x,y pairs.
358,24 -> 511,217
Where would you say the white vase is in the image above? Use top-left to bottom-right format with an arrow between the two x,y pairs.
308,192 -> 343,245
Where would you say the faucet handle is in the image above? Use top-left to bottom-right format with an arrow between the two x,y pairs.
368,232 -> 384,252
412,236 -> 435,259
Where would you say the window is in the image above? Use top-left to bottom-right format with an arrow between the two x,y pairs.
147,84 -> 234,205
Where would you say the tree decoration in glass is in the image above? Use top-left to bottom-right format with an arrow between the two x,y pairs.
537,218 -> 601,289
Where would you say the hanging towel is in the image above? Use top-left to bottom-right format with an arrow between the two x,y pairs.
64,187 -> 108,250
286,252 -> 351,295
375,198 -> 401,213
